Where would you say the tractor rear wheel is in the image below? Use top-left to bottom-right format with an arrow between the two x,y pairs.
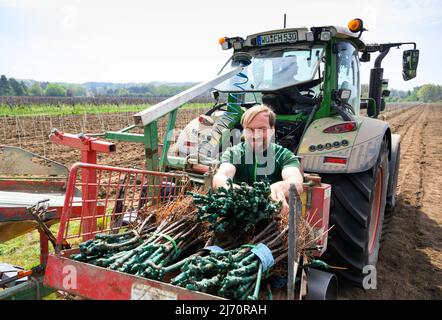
320,137 -> 389,286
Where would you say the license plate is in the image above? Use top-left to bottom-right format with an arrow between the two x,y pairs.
257,32 -> 298,46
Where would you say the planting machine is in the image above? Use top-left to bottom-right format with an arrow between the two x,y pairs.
2,18 -> 419,300
0,145 -> 75,299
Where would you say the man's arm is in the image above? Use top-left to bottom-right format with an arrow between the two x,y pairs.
212,162 -> 238,190
270,166 -> 303,209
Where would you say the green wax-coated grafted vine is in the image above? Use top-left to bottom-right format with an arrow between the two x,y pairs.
170,246 -> 268,300
70,215 -> 202,281
189,179 -> 281,233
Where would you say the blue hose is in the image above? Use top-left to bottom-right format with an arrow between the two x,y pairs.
198,72 -> 251,160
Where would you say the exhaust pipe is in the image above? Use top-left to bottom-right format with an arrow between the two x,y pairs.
305,267 -> 338,300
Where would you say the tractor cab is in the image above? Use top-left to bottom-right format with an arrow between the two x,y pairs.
215,42 -> 322,114
172,20 -> 419,160
183,24 -> 367,156
213,30 -> 329,151
214,25 -> 366,115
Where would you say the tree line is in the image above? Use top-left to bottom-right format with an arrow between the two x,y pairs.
0,75 -> 195,98
0,75 -> 89,97
361,83 -> 442,103
1,74 -> 441,102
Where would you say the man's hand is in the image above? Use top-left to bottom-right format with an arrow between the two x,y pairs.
279,166 -> 304,197
212,163 -> 237,190
270,184 -> 289,213
269,166 -> 303,214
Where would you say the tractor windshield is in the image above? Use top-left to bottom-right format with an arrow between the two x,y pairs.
215,45 -> 325,92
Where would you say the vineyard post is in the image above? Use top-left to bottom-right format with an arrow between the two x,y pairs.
14,116 -> 21,148
32,116 -> 37,140
39,115 -> 46,157
2,115 -> 6,142
49,116 -> 54,154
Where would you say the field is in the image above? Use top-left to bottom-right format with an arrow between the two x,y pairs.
0,103 -> 210,168
1,102 -> 441,299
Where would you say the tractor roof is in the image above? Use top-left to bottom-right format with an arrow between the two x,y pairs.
220,25 -> 365,52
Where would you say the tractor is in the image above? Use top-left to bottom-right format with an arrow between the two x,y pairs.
161,18 -> 420,286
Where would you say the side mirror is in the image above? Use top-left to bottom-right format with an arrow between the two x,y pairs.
402,49 -> 419,80
360,52 -> 370,62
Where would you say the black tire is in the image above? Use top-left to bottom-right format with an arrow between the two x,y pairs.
320,137 -> 389,286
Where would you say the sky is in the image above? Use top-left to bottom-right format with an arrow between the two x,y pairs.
0,0 -> 441,90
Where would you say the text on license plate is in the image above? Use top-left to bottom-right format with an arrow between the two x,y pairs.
257,32 -> 298,46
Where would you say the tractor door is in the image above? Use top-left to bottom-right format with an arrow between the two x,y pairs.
336,41 -> 361,115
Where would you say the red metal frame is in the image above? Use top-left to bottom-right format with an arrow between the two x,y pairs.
49,129 -> 116,161
45,249 -> 223,300
44,163 -> 225,300
56,162 -> 189,247
302,182 -> 331,257
50,130 -> 118,244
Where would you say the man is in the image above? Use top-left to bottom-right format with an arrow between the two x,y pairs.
212,104 -> 303,210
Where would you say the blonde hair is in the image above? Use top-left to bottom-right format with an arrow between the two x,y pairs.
240,104 -> 276,128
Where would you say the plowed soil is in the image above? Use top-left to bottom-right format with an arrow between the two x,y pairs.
340,104 -> 442,299
0,108 -> 207,169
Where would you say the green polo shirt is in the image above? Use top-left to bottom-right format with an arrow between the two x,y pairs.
220,142 -> 300,186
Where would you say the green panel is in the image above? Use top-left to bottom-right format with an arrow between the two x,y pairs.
159,109 -> 177,170
276,114 -> 306,122
144,121 -> 159,171
105,131 -> 145,143
314,40 -> 336,119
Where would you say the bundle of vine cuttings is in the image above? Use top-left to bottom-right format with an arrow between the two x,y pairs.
167,221 -> 289,299
166,197 -> 332,299
188,178 -> 282,234
271,205 -> 333,277
70,194 -> 207,281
